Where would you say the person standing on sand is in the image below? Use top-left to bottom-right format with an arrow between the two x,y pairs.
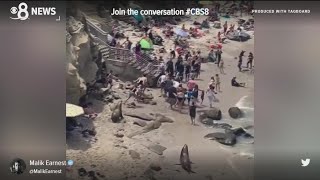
170,49 -> 176,59
238,50 -> 245,72
206,85 -> 218,108
215,74 -> 221,92
223,21 -> 228,34
166,85 -> 177,109
187,77 -> 197,91
247,52 -> 254,69
215,48 -> 222,66
208,76 -> 215,88
189,102 -> 197,125
185,62 -> 191,81
200,90 -> 205,104
166,58 -> 174,77
176,84 -> 185,112
219,59 -> 225,74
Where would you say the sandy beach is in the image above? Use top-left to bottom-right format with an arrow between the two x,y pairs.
67,9 -> 254,180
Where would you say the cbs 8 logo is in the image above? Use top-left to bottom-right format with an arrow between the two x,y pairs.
10,2 -> 29,20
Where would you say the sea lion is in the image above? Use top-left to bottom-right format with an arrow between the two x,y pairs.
111,101 -> 124,123
178,144 -> 195,174
204,132 -> 236,146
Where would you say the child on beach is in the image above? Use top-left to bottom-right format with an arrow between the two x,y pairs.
189,102 -> 196,125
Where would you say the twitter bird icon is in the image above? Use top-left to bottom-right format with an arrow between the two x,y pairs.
301,158 -> 310,167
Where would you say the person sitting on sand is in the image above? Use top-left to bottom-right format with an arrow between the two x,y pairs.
231,77 -> 245,87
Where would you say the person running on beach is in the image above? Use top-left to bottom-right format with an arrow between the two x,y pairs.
219,59 -> 225,74
206,85 -> 217,108
189,101 -> 197,125
238,50 -> 245,72
231,77 -> 246,87
215,74 -> 221,92
247,52 -> 254,69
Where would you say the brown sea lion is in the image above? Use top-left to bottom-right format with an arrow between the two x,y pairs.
177,144 -> 195,174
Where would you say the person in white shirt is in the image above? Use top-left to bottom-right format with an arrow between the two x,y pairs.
206,85 -> 217,108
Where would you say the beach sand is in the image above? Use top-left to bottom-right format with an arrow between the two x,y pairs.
67,14 -> 254,180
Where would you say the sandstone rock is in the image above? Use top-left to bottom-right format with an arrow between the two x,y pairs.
112,93 -> 121,100
146,144 -> 167,155
150,163 -> 162,171
133,120 -> 147,127
228,107 -> 242,119
198,108 -> 222,120
114,133 -> 124,138
129,150 -> 141,159
124,112 -> 155,121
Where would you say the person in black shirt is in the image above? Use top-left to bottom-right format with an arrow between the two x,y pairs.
238,50 -> 245,72
215,49 -> 222,66
185,63 -> 191,81
166,86 -> 177,109
189,102 -> 196,125
176,63 -> 184,82
247,52 -> 254,69
185,51 -> 191,61
231,77 -> 245,87
166,58 -> 174,77
148,30 -> 154,42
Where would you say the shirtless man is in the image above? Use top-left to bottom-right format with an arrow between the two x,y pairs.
134,74 -> 148,93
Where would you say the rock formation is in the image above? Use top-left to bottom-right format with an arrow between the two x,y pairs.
228,107 -> 242,119
66,14 -> 99,104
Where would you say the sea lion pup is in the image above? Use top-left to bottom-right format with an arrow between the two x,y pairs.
177,144 -> 196,173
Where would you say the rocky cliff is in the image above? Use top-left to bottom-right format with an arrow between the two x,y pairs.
66,14 -> 99,104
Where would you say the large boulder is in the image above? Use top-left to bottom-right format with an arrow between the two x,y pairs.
228,107 -> 242,119
226,31 -> 250,42
199,108 -> 222,120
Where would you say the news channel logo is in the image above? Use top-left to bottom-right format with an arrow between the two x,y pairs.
10,2 -> 57,21
10,158 -> 26,175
